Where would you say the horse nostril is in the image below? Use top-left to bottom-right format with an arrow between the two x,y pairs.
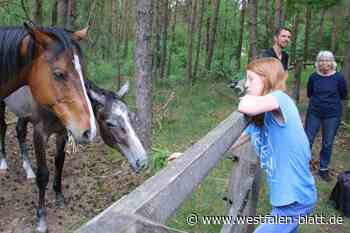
136,159 -> 141,168
135,159 -> 147,171
82,129 -> 91,141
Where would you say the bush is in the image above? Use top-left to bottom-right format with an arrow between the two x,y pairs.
149,147 -> 170,172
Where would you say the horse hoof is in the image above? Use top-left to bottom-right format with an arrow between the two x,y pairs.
26,170 -> 36,179
23,160 -> 36,179
56,193 -> 65,208
36,218 -> 48,233
0,159 -> 8,171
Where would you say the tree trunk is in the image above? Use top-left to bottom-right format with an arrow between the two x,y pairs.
166,0 -> 178,80
293,60 -> 302,103
193,0 -> 205,79
111,0 -> 117,38
160,0 -> 169,80
205,0 -> 221,71
57,0 -> 68,27
33,0 -> 43,24
282,0 -> 289,26
264,0 -> 270,48
135,0 -> 153,152
315,8 -> 326,56
219,0 -> 228,71
235,0 -> 246,70
86,0 -> 98,54
51,0 -> 58,26
303,5 -> 311,67
248,0 -> 257,62
122,0 -> 130,60
187,0 -> 197,84
274,0 -> 281,31
290,12 -> 299,66
114,0 -> 123,88
205,1 -> 211,55
152,0 -> 161,82
67,0 -> 76,28
343,12 -> 350,123
331,15 -> 339,54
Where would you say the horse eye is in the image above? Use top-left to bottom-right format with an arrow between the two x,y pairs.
106,121 -> 116,128
53,71 -> 65,81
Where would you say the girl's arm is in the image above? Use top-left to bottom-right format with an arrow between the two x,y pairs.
238,94 -> 279,116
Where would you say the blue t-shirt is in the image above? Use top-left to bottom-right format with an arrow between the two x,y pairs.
245,91 -> 317,207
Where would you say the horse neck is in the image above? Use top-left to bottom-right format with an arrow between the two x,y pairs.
0,29 -> 32,100
0,75 -> 26,100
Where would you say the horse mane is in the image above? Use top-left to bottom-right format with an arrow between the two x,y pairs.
0,26 -> 80,82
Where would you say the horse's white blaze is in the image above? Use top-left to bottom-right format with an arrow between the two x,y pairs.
0,159 -> 8,170
73,55 -> 97,141
115,107 -> 146,160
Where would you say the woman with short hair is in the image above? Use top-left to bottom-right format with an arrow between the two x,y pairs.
305,50 -> 348,182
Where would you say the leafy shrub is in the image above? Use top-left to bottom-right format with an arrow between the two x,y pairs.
150,147 -> 170,172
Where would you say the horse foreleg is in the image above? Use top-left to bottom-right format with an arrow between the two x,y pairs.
0,101 -> 8,173
53,131 -> 68,208
33,123 -> 49,233
16,117 -> 35,179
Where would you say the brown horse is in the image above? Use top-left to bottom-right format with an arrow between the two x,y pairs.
0,24 -> 97,232
0,23 -> 96,144
2,80 -> 147,233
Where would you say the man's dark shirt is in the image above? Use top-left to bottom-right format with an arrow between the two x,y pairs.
261,48 -> 289,71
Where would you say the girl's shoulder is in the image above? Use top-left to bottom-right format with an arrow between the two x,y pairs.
268,90 -> 294,108
269,90 -> 289,99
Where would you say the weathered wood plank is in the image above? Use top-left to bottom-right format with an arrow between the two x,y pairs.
73,212 -> 187,233
75,112 -> 248,232
220,143 -> 260,233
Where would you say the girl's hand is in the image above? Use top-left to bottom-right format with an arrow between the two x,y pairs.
167,152 -> 183,162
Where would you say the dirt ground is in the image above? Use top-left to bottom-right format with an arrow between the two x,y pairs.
0,111 -> 145,233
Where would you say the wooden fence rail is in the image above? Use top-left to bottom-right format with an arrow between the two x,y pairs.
74,111 -> 260,233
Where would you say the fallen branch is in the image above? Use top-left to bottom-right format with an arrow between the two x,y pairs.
153,91 -> 176,130
96,170 -> 123,179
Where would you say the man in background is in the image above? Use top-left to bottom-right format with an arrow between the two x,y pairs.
261,27 -> 292,71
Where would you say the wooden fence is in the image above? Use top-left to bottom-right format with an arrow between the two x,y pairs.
74,111 -> 261,233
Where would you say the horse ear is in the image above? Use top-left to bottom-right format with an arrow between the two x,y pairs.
72,27 -> 89,41
87,88 -> 105,105
116,81 -> 129,99
24,23 -> 54,48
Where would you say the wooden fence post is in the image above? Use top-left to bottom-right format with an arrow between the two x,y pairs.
220,142 -> 260,233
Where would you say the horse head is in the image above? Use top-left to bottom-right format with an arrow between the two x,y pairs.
23,23 -> 96,144
228,78 -> 246,97
86,81 -> 148,172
